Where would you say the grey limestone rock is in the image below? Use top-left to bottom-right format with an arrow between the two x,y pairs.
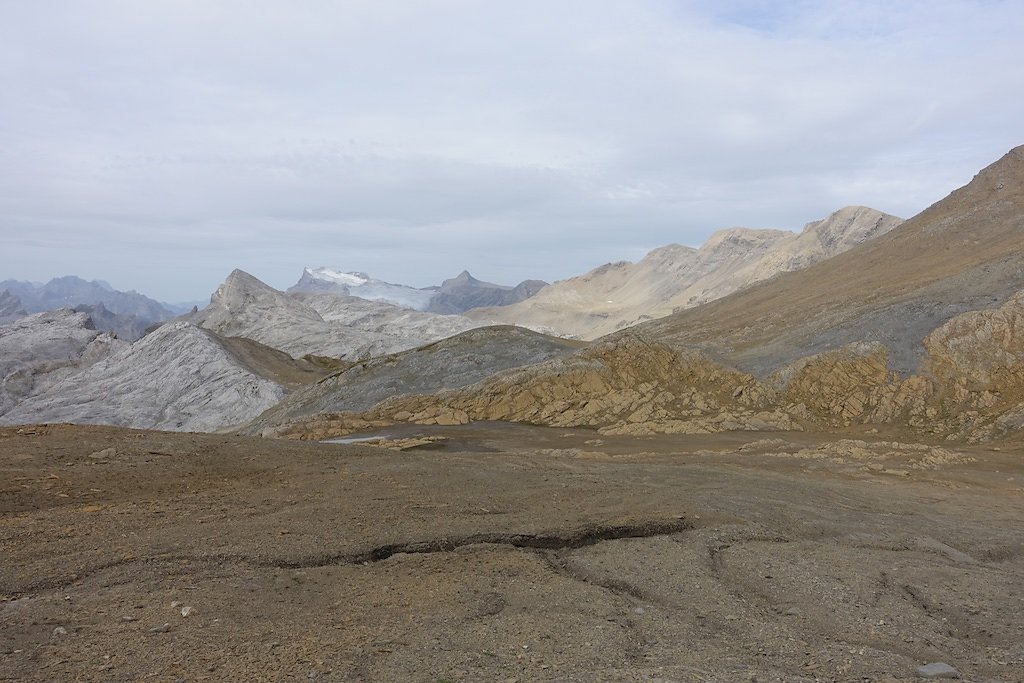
0,309 -> 124,417
186,269 -> 488,361
0,321 -> 286,432
916,662 -> 960,679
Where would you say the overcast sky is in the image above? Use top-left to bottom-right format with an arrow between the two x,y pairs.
2,0 -> 1022,302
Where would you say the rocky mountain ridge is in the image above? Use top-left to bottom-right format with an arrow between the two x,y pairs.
241,326 -> 582,435
289,266 -> 546,314
1,275 -> 176,320
185,269 -> 489,360
257,148 -> 1024,445
467,206 -> 903,339
638,146 -> 1024,375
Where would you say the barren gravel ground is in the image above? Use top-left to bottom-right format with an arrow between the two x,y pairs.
2,423 -> 1023,682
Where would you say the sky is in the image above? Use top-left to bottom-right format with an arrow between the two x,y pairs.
1,0 -> 1022,303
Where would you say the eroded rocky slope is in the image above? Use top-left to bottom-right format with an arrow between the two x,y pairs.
264,282 -> 1024,444
0,322 -> 294,431
241,326 -> 582,435
263,334 -> 800,440
639,146 -> 1024,375
0,310 -> 124,418
186,270 -> 486,360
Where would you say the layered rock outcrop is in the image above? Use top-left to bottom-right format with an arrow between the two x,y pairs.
0,309 -> 124,417
265,335 -> 801,440
1,322 -> 288,432
241,325 -> 580,434
264,284 -> 1024,444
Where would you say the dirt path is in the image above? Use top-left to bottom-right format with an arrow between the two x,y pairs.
2,424 -> 1022,682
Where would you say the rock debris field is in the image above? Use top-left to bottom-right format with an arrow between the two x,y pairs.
2,422 -> 1023,682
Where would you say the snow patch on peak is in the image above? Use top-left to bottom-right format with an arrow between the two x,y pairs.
305,267 -> 370,286
290,267 -> 435,311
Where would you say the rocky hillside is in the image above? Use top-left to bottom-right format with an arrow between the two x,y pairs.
186,269 -> 486,360
263,334 -> 795,441
639,146 -> 1024,376
263,147 -> 1024,445
0,310 -> 125,417
72,303 -> 155,341
0,322 -> 307,432
268,289 -> 1024,445
468,206 -> 902,339
241,326 -> 582,435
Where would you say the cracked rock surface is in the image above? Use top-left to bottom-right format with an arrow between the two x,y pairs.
2,423 -> 1022,682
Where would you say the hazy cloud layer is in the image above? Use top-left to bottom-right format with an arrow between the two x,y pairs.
2,1 -> 1022,301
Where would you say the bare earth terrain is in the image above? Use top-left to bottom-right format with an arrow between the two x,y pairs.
2,423 -> 1022,682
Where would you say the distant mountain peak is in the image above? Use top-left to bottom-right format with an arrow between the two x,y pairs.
0,275 -> 176,339
469,205 -> 903,339
289,267 -> 435,310
303,267 -> 371,286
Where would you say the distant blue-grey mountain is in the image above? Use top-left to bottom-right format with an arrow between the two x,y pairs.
0,276 -> 174,319
0,276 -> 177,340
0,290 -> 26,324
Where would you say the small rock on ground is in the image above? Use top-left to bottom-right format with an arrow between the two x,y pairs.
917,662 -> 961,679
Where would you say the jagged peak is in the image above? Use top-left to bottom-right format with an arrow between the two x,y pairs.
445,270 -> 478,285
213,270 -> 282,303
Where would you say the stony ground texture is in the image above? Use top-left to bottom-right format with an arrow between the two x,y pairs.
2,423 -> 1022,682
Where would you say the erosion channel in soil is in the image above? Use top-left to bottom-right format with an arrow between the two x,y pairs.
2,422 -> 1023,682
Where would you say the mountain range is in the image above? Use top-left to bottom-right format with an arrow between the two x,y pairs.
0,276 -> 180,341
259,146 -> 1024,445
468,206 -> 903,339
185,269 -> 487,361
3,145 -> 1023,443
289,267 -> 546,313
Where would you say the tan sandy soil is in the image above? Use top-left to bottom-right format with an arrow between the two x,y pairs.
2,423 -> 1023,682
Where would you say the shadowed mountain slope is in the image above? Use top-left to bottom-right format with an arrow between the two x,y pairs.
240,326 -> 582,435
425,271 -> 547,314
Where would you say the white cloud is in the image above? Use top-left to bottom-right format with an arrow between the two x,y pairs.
0,0 -> 1022,300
